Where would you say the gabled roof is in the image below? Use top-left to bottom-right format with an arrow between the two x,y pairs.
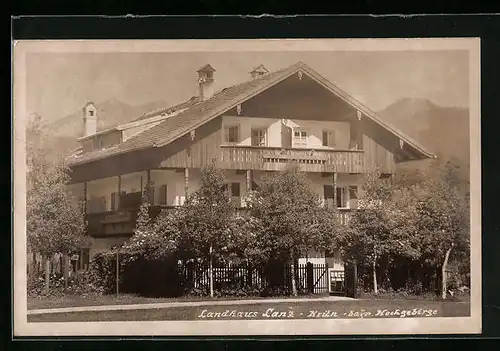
67,61 -> 435,167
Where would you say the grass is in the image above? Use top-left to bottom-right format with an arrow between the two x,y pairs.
28,293 -> 327,310
27,298 -> 470,322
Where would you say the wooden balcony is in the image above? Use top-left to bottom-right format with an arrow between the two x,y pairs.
85,205 -> 175,237
218,146 -> 365,173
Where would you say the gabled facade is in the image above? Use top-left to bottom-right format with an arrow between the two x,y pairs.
65,62 -> 435,270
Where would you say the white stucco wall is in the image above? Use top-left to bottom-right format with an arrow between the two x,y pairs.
149,169 -> 201,206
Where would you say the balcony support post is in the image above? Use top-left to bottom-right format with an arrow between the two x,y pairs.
333,172 -> 338,209
117,175 -> 121,210
184,168 -> 189,201
246,170 -> 251,194
146,170 -> 151,203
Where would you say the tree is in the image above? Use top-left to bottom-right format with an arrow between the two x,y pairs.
122,180 -> 178,262
26,115 -> 88,293
346,168 -> 394,294
246,165 -> 341,296
410,176 -> 469,299
175,164 -> 234,297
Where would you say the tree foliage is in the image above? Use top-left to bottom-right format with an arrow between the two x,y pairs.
26,115 -> 88,257
174,164 -> 234,263
347,163 -> 470,296
246,165 -> 341,264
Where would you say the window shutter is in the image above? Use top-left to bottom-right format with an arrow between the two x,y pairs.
329,130 -> 336,147
349,186 -> 358,199
100,196 -> 106,212
322,131 -> 328,146
110,192 -> 117,210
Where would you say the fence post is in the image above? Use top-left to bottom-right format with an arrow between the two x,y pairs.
306,262 -> 314,294
116,250 -> 120,296
325,262 -> 329,294
246,262 -> 253,287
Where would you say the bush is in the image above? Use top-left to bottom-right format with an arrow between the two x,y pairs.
27,270 -> 103,298
186,285 -> 263,298
88,249 -> 184,297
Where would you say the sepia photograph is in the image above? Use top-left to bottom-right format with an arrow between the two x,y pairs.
13,38 -> 481,336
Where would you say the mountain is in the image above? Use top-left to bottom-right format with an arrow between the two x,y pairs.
377,98 -> 470,184
45,98 -> 169,139
34,99 -> 168,154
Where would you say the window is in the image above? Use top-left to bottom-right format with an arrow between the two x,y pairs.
323,185 -> 335,199
323,185 -> 348,207
89,110 -> 94,116
293,129 -> 308,147
223,183 -> 240,197
159,185 -> 167,205
231,183 -> 241,197
337,187 -> 347,208
224,125 -> 240,143
251,128 -> 267,146
322,130 -> 336,148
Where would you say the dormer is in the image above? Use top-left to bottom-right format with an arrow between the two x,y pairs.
250,64 -> 269,79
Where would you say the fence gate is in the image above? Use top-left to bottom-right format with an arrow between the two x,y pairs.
306,263 -> 330,294
344,263 -> 358,298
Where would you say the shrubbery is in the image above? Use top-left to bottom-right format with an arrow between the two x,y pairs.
88,250 -> 185,297
27,270 -> 103,298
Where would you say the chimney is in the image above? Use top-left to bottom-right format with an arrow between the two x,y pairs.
250,64 -> 269,79
197,64 -> 216,101
82,102 -> 97,137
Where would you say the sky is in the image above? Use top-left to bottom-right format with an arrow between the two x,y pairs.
25,50 -> 469,124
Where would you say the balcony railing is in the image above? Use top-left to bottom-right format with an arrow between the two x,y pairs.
218,146 -> 365,173
85,205 -> 175,237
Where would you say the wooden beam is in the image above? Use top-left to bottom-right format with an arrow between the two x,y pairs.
246,170 -> 251,193
146,169 -> 152,203
117,175 -> 121,209
184,168 -> 189,200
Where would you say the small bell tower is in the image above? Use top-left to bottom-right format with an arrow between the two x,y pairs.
82,102 -> 97,137
197,64 -> 216,101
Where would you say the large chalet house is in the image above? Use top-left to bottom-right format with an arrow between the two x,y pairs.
66,61 -> 435,270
